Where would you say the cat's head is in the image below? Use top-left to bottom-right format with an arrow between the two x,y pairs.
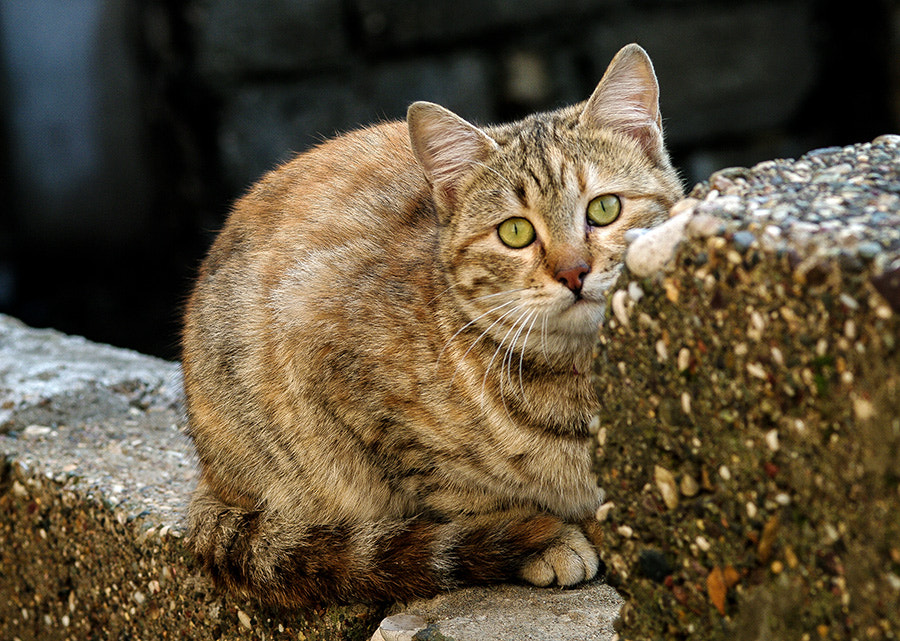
408,44 -> 683,360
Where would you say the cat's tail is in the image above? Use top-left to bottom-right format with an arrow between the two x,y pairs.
187,484 -> 589,606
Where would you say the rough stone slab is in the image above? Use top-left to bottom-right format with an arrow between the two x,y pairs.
0,315 -> 182,431
0,315 -> 623,640
592,137 -> 900,639
377,581 -> 622,641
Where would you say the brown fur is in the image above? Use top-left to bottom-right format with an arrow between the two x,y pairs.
182,44 -> 683,606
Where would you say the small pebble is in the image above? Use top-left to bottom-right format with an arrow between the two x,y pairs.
23,425 -> 52,437
377,614 -> 427,641
611,289 -> 631,326
731,230 -> 756,253
746,362 -> 768,380
595,501 -> 615,522
873,133 -> 900,145
679,474 -> 699,497
695,536 -> 711,552
654,465 -> 679,510
680,391 -> 692,416
627,280 -> 644,302
655,339 -> 668,363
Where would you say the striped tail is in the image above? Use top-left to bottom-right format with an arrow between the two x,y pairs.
186,488 -> 573,606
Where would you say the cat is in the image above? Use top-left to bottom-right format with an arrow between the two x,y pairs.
182,43 -> 683,607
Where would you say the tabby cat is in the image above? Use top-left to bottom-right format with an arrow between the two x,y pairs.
182,43 -> 682,606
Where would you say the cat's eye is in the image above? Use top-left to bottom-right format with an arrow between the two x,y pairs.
586,194 -> 621,226
497,217 -> 536,248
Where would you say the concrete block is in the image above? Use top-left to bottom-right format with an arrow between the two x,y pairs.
379,581 -> 622,640
593,136 -> 900,638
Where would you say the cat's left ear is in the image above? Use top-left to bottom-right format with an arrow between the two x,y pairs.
407,102 -> 498,210
580,43 -> 666,163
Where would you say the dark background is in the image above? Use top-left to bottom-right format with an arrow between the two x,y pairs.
1,0 -> 898,360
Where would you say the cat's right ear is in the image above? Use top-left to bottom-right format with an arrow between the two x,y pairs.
407,102 -> 497,211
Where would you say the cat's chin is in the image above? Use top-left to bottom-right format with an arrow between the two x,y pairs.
554,298 -> 606,336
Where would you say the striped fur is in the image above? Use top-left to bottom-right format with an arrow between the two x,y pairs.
182,44 -> 682,606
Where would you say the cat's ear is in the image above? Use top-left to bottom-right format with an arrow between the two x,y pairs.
579,43 -> 665,163
407,102 -> 498,208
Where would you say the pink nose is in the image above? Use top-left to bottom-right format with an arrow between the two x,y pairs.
555,262 -> 590,293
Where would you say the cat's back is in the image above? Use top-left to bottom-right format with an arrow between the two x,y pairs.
183,118 -> 438,407
223,119 -> 426,251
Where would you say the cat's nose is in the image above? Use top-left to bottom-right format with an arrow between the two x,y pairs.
556,261 -> 591,294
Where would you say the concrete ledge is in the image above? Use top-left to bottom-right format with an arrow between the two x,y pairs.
593,137 -> 900,638
0,316 -> 386,640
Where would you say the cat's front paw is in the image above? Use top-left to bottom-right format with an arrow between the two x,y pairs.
519,524 -> 599,587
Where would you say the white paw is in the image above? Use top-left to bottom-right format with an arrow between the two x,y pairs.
519,525 -> 599,587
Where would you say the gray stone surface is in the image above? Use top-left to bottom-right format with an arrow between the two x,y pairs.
0,313 -> 622,640
0,315 -> 182,432
380,582 -> 622,641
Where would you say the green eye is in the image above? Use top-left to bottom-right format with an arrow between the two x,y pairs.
497,217 -> 536,248
587,194 -> 621,226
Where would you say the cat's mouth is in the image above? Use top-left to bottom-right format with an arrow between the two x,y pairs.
555,295 -> 605,333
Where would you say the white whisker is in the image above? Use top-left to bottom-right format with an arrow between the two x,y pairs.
518,311 -> 542,397
540,311 -> 550,361
436,298 -> 517,371
480,307 -> 530,413
424,282 -> 456,306
449,303 -> 522,386
436,287 -> 528,372
505,308 -> 535,401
